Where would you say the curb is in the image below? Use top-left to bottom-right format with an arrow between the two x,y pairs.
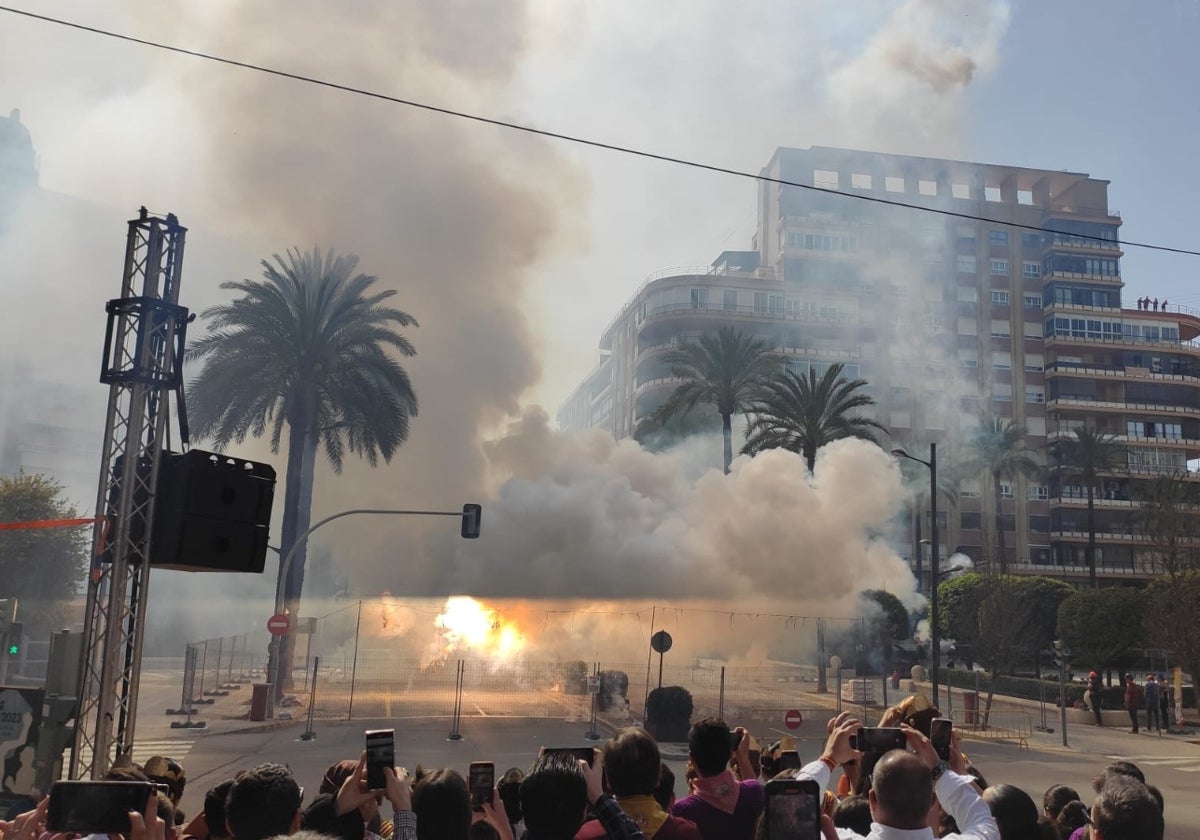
208,718 -> 302,737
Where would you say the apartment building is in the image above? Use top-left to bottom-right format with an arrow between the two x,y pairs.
560,146 -> 1200,585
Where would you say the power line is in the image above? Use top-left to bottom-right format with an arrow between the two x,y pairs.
4,3 -> 1199,258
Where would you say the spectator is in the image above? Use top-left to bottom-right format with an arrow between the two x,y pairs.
498,767 -> 525,836
832,795 -> 872,837
653,764 -> 676,814
1157,674 -> 1171,729
1122,674 -> 1142,733
145,756 -> 188,812
1053,801 -> 1088,840
1091,761 -> 1145,794
1153,297 -> 1159,311
671,720 -> 762,840
226,763 -> 303,840
411,768 -> 471,840
198,779 -> 236,840
1089,776 -> 1162,840
318,759 -> 388,839
1041,785 -> 1079,823
983,784 -> 1048,840
1144,674 -> 1161,733
575,727 -> 699,839
1084,672 -> 1103,726
520,750 -> 645,840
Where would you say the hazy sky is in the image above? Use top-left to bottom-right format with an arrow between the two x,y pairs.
4,0 -> 1200,616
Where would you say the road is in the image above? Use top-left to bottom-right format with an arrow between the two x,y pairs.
123,668 -> 1200,840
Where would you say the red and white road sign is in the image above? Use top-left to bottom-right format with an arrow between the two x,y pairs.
784,709 -> 803,730
267,613 -> 291,636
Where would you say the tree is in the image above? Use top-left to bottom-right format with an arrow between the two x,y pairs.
187,248 -> 418,689
1144,571 -> 1200,713
863,589 -> 910,676
644,327 -> 781,473
969,417 -> 1041,574
936,572 -> 989,669
0,472 -> 89,638
1052,427 -> 1124,587
1056,587 -> 1147,678
1135,473 -> 1200,575
742,362 -> 886,472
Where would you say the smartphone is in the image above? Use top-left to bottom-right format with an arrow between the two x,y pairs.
764,778 -> 821,840
729,730 -> 743,752
850,727 -> 906,753
47,781 -> 158,835
469,761 -> 495,811
542,746 -> 595,766
365,728 -> 395,790
930,717 -> 952,762
777,750 -> 802,771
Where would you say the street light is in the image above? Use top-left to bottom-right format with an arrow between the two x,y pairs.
267,505 -> 482,712
892,444 -> 940,711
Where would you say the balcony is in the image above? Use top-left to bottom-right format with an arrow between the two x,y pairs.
1045,361 -> 1200,385
1040,235 -> 1122,254
1041,269 -> 1122,286
1045,398 -> 1200,419
1006,560 -> 1150,580
1045,332 -> 1200,354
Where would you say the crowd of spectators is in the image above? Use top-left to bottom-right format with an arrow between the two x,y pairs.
0,694 -> 1168,840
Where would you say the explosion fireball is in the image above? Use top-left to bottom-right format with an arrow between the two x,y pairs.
422,596 -> 527,669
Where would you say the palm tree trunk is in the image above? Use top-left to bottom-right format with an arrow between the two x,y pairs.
804,444 -> 817,475
722,412 -> 733,475
274,407 -> 318,693
1087,482 -> 1097,588
994,471 -> 1007,574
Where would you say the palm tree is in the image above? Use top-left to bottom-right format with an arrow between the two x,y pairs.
1053,427 -> 1124,588
970,417 -> 1040,575
187,248 -> 418,688
646,327 -> 781,473
741,362 -> 886,472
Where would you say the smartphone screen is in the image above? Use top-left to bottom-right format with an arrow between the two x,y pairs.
765,778 -> 820,840
852,727 -> 906,753
542,746 -> 595,766
729,730 -> 743,752
365,729 -> 395,790
469,761 -> 495,811
47,781 -> 157,835
930,718 -> 952,761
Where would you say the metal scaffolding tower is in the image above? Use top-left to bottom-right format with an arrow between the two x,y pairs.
71,208 -> 189,778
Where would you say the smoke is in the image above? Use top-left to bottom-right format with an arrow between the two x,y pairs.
824,0 -> 1010,154
457,407 -> 917,608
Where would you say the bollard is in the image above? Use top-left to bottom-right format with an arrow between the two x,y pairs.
299,656 -> 319,741
448,660 -> 464,741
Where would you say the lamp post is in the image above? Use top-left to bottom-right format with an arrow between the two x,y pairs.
893,444 -> 939,710
267,505 -> 481,711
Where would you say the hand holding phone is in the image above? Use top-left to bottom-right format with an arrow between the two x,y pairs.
365,729 -> 395,790
47,781 -> 158,835
849,727 -> 906,754
469,762 -> 495,811
930,718 -> 952,762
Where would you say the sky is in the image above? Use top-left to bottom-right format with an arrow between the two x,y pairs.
3,0 -> 1200,646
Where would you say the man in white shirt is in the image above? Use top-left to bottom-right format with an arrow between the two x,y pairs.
796,714 -> 999,840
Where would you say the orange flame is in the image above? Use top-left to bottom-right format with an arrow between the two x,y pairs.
423,596 -> 527,668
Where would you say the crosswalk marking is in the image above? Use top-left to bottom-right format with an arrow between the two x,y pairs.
78,739 -> 197,771
1106,753 -> 1200,774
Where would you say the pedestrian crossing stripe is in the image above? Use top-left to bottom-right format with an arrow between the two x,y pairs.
1106,754 -> 1200,773
76,739 -> 197,770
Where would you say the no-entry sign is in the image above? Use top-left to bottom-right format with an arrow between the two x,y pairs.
267,613 -> 291,636
784,709 -> 803,730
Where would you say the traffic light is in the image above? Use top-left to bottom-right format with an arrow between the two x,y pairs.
6,621 -> 22,656
461,503 -> 482,539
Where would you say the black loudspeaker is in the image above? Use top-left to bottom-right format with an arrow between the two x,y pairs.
151,449 -> 276,573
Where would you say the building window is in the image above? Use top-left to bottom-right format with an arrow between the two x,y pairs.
769,294 -> 784,315
990,320 -> 1011,338
753,292 -> 768,314
1025,386 -> 1045,403
991,290 -> 1010,305
990,259 -> 1010,274
1024,294 -> 1042,308
992,351 -> 1012,370
961,512 -> 982,529
956,255 -> 977,273
999,483 -> 1014,499
959,350 -> 978,368
1023,321 -> 1043,338
1022,262 -> 1042,278
690,288 -> 708,309
1028,484 -> 1048,500
957,286 -> 979,303
1029,515 -> 1050,532
1024,353 -> 1044,372
1021,232 -> 1042,249
993,384 -> 1012,402
723,289 -> 738,311
989,230 -> 1009,246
